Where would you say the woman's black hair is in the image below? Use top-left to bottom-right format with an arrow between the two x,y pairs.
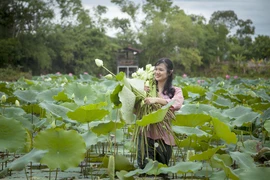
155,58 -> 175,98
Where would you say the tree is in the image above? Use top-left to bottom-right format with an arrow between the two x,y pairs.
252,35 -> 270,61
138,1 -> 202,73
209,10 -> 238,31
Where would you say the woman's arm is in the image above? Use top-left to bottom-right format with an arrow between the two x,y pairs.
144,97 -> 167,105
144,87 -> 184,111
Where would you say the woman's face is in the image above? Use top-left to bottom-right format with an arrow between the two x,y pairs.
154,63 -> 169,82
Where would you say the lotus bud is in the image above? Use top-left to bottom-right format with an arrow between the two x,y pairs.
105,74 -> 113,80
137,68 -> 144,75
186,150 -> 195,161
63,77 -> 68,83
145,80 -> 149,87
84,96 -> 87,103
1,95 -> 6,103
131,72 -> 137,78
71,93 -> 75,99
95,59 -> 103,67
15,100 -> 20,106
51,120 -> 56,128
145,64 -> 152,71
219,81 -> 225,87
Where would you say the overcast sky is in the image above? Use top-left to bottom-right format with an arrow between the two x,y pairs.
82,0 -> 270,37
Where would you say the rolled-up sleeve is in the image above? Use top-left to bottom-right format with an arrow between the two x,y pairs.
166,87 -> 184,111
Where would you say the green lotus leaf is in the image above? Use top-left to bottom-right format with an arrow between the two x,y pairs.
255,89 -> 270,101
176,136 -> 210,150
178,104 -> 219,115
33,128 -> 86,170
251,103 -> 270,112
212,95 -> 233,108
232,112 -> 259,127
64,82 -> 97,105
8,148 -> 48,171
240,140 -> 261,155
183,85 -> 207,96
264,120 -> 270,133
12,115 -> 33,132
230,151 -> 256,169
238,167 -> 270,180
136,101 -> 174,126
116,170 -> 135,180
1,107 -> 26,118
210,154 -> 233,168
90,120 -> 124,135
101,154 -> 135,171
115,72 -> 131,89
211,155 -> 239,180
261,107 -> 270,121
209,110 -> 231,124
14,89 -> 39,104
37,87 -> 63,102
67,102 -> 109,123
189,146 -> 225,161
39,101 -> 70,119
53,90 -> 70,102
212,117 -> 237,144
0,82 -> 13,95
159,161 -> 202,174
59,102 -> 79,111
81,131 -> 98,149
0,116 -> 27,152
22,104 -> 44,117
119,86 -> 136,124
173,114 -> 211,127
172,126 -> 209,137
110,84 -> 123,107
223,106 -> 253,119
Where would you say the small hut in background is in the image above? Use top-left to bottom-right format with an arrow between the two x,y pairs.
116,45 -> 142,78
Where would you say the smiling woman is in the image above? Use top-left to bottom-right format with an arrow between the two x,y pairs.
134,57 -> 184,179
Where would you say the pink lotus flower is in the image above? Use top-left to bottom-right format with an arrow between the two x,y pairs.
234,75 -> 238,79
56,72 -> 61,75
197,79 -> 205,84
84,72 -> 88,74
225,74 -> 230,79
182,74 -> 187,78
69,73 -> 73,76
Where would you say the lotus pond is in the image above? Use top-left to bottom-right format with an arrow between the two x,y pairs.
0,74 -> 270,180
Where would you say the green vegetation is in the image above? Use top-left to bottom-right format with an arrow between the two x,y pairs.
0,73 -> 270,179
0,0 -> 270,80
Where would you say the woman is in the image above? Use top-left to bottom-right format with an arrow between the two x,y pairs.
136,58 -> 184,179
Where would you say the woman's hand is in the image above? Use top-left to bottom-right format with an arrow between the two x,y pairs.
144,86 -> 150,92
144,97 -> 156,104
144,97 -> 168,105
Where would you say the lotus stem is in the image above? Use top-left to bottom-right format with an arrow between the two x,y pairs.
55,168 -> 58,180
102,66 -> 116,77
